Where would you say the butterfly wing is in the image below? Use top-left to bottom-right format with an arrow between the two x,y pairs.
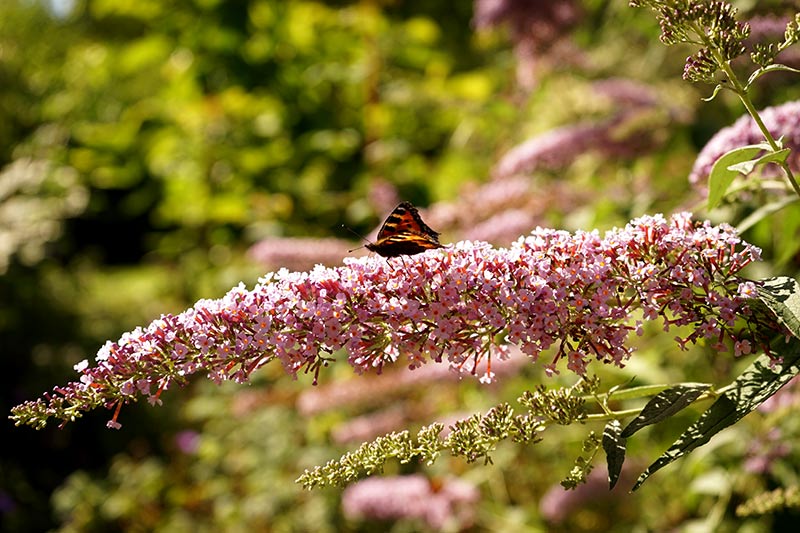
366,234 -> 441,257
375,202 -> 440,241
367,202 -> 442,258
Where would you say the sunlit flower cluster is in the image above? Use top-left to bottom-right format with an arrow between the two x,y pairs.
11,213 -> 770,430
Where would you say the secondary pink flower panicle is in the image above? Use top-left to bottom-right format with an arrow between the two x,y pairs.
248,236 -> 353,270
539,466 -> 634,524
10,213 -> 768,430
342,474 -> 479,530
491,78 -> 684,179
689,100 -> 800,187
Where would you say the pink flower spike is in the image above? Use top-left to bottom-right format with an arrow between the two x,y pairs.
10,213 -> 778,429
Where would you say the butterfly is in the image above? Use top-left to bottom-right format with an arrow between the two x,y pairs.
363,202 -> 443,258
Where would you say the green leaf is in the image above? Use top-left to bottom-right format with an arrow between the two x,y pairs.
603,420 -> 626,490
736,196 -> 800,233
746,63 -> 800,90
727,148 -> 790,175
620,383 -> 710,438
707,144 -> 772,210
631,338 -> 800,491
593,383 -> 671,402
757,276 -> 800,339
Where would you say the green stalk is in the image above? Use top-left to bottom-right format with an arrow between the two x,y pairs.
690,16 -> 800,198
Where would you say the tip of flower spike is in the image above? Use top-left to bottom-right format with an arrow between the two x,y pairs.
479,372 -> 496,385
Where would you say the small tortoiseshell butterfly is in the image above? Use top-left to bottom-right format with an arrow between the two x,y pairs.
364,202 -> 443,258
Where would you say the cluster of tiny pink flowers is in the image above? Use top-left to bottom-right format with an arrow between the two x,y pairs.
11,213 -> 769,429
689,100 -> 800,187
341,474 -> 479,530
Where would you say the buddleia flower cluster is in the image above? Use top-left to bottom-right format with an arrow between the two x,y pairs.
10,213 -> 779,430
630,0 -> 750,83
750,13 -> 800,67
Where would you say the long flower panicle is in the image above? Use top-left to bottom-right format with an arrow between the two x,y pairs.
10,213 -> 769,430
426,177 -> 599,246
689,100 -> 800,187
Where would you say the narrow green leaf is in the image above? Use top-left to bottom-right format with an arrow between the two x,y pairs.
736,196 -> 799,233
603,420 -> 626,490
707,145 -> 763,209
632,339 -> 800,491
757,276 -> 800,339
747,64 -> 800,89
584,383 -> 673,402
620,383 -> 710,438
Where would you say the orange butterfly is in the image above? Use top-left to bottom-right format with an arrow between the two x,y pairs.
364,202 -> 443,258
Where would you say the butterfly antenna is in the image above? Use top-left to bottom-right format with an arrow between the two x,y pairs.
341,224 -> 370,253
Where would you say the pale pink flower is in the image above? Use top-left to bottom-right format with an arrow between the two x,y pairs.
342,474 -> 479,530
249,237 -> 352,271
539,466 -> 634,524
759,376 -> 800,414
331,407 -> 408,444
744,428 -> 791,474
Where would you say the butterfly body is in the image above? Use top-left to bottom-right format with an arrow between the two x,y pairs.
364,202 -> 443,258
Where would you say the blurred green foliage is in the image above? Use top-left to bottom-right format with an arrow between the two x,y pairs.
4,0 -> 800,531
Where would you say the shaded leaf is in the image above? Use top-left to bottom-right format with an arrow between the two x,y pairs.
736,196 -> 799,233
747,63 -> 800,88
632,338 -> 800,491
757,276 -> 800,339
620,383 -> 710,438
603,420 -> 626,490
